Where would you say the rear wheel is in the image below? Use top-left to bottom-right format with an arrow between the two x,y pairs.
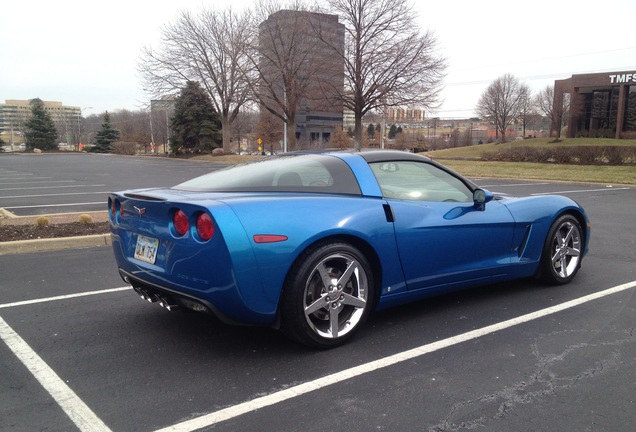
539,215 -> 583,285
280,241 -> 374,348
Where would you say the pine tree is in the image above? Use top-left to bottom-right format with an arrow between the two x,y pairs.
23,99 -> 58,150
171,81 -> 222,154
93,112 -> 120,153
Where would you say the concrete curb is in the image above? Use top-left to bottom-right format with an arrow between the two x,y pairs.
0,234 -> 112,255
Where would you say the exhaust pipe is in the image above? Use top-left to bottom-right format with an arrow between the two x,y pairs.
157,294 -> 179,311
132,285 -> 178,311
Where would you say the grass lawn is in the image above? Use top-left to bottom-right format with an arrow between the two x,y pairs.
427,138 -> 636,185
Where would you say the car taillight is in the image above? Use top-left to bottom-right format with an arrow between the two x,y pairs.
173,209 -> 189,236
111,199 -> 123,220
196,213 -> 214,241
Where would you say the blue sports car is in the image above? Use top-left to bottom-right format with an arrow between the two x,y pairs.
109,150 -> 590,348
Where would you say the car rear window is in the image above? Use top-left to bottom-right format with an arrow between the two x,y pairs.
174,154 -> 361,195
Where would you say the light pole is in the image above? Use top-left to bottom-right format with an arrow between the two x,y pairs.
77,106 -> 92,151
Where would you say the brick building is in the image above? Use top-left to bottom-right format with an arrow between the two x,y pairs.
552,70 -> 636,138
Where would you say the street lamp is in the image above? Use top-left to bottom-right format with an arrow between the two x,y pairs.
77,106 -> 92,150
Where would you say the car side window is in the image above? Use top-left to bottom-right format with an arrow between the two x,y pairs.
369,161 -> 473,202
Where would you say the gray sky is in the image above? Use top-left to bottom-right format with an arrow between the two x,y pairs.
2,0 -> 635,119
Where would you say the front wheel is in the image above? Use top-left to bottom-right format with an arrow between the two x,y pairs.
280,242 -> 374,349
539,214 -> 583,285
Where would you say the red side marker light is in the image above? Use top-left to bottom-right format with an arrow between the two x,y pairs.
253,235 -> 288,243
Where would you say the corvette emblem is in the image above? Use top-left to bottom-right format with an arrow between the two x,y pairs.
133,206 -> 146,216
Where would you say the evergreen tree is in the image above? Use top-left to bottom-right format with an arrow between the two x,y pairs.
171,81 -> 222,154
366,123 -> 375,139
388,124 -> 398,139
23,99 -> 58,150
93,112 -> 120,153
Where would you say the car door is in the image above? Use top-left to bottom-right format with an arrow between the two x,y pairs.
369,160 -> 516,292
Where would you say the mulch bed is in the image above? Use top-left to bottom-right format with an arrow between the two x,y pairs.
0,222 -> 110,243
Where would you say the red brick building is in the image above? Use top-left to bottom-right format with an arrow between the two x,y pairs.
552,70 -> 636,138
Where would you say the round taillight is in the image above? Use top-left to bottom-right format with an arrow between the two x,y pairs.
196,213 -> 214,241
173,209 -> 189,237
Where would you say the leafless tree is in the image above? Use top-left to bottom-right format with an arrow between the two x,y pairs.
246,0 -> 335,151
318,0 -> 446,149
517,83 -> 535,138
476,74 -> 525,142
138,7 -> 254,152
534,84 -> 569,139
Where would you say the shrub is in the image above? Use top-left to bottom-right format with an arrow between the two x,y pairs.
576,146 -> 600,164
604,147 -> 625,165
111,141 -> 138,155
551,147 -> 572,164
35,216 -> 50,227
78,214 -> 94,225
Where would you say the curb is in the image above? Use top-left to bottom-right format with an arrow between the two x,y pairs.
0,234 -> 112,255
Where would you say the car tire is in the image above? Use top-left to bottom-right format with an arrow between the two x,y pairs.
280,241 -> 375,349
539,214 -> 583,285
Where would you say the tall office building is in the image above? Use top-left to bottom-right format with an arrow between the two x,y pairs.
258,10 -> 345,149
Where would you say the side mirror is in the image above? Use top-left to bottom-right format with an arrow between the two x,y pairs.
473,188 -> 493,211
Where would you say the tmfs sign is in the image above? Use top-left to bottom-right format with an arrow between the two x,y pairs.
608,73 -> 636,84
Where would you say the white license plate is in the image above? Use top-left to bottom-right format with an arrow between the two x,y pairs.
134,235 -> 159,264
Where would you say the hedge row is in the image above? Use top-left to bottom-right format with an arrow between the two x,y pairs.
481,146 -> 636,165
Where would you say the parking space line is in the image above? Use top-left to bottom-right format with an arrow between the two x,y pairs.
531,187 -> 631,195
0,316 -> 112,432
154,280 -> 636,432
480,182 -> 550,187
0,287 -> 130,309
0,191 -> 111,200
0,184 -> 106,191
3,202 -> 106,210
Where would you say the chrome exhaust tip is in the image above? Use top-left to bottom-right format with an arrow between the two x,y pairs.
157,294 -> 179,311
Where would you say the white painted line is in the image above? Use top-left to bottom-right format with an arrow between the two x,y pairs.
154,280 -> 636,432
480,183 -> 550,187
0,191 -> 111,200
532,187 -> 631,195
0,180 -> 71,185
0,287 -> 131,310
0,316 -> 112,431
0,184 -> 106,191
4,202 -> 106,209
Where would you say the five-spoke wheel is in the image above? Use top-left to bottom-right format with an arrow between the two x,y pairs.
540,215 -> 583,284
280,242 -> 374,348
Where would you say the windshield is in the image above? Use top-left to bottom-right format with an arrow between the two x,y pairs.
174,154 -> 362,195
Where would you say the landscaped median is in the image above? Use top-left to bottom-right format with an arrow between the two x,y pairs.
0,210 -> 111,255
0,234 -> 111,255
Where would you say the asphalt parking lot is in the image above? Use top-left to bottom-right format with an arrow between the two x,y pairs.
0,153 -> 225,216
1,154 -> 635,431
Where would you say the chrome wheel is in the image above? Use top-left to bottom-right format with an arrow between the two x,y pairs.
280,242 -> 374,348
303,252 -> 369,339
541,215 -> 583,284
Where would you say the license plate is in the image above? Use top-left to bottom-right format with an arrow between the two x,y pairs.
134,235 -> 159,264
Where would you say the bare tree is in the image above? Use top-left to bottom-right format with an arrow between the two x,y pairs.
476,74 -> 525,142
318,0 -> 446,149
517,83 -> 534,138
138,7 -> 253,152
246,0 -> 336,151
535,84 -> 569,139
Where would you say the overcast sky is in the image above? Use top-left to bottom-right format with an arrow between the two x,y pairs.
2,0 -> 635,119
